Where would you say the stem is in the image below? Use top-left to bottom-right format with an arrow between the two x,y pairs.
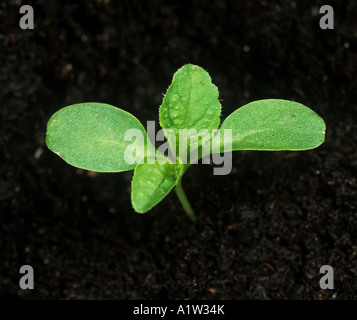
175,176 -> 196,222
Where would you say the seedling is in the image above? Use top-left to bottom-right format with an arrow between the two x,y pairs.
46,64 -> 326,221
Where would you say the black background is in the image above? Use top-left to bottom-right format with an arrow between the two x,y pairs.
0,0 -> 356,299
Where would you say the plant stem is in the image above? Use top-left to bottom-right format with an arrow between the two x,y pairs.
175,177 -> 196,221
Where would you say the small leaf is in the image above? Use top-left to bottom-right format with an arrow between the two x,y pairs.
159,64 -> 221,156
46,103 -> 151,172
214,99 -> 326,151
131,161 -> 183,213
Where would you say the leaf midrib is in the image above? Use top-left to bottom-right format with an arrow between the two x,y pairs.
183,70 -> 193,129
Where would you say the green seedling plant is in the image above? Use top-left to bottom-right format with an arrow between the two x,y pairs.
46,64 -> 326,221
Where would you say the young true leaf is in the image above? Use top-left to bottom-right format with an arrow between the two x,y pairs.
131,161 -> 184,213
213,99 -> 326,152
159,64 -> 221,157
46,103 -> 150,172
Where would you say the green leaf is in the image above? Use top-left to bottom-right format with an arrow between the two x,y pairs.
213,99 -> 326,151
46,102 -> 151,172
131,161 -> 183,213
159,64 -> 221,157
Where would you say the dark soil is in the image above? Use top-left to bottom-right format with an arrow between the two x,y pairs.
1,0 -> 357,299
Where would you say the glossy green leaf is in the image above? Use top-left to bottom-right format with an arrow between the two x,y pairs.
131,161 -> 183,213
212,99 -> 326,152
46,103 -> 150,172
159,64 -> 221,156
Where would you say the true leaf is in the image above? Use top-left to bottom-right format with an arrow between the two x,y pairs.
131,161 -> 183,213
46,102 -> 150,172
213,99 -> 326,152
159,64 -> 221,157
